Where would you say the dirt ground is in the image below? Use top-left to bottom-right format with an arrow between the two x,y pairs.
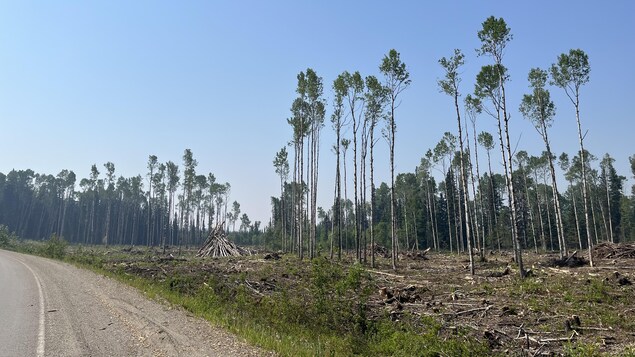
96,244 -> 635,356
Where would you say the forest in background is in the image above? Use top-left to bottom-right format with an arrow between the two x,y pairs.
0,148 -> 261,249
267,16 -> 635,275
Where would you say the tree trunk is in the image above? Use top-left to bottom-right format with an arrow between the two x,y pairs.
390,104 -> 397,269
500,79 -> 525,277
445,182 -> 454,253
370,126 -> 376,267
486,151 -> 499,251
336,131 -> 342,260
453,92 -> 474,273
469,119 -> 485,258
572,186 -> 582,250
543,180 -> 555,251
604,169 -> 614,243
533,171 -> 546,251
543,130 -> 567,257
520,164 -> 537,253
424,178 -> 437,251
575,95 -> 594,266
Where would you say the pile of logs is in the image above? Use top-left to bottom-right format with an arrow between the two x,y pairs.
378,285 -> 422,304
548,250 -> 587,268
594,242 -> 635,259
196,223 -> 251,258
405,247 -> 431,260
371,245 -> 390,258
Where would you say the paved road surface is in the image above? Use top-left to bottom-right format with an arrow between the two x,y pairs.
0,249 -> 270,357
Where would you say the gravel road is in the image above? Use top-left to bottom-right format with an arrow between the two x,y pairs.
0,249 -> 272,357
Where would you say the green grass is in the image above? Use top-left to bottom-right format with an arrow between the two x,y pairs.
7,237 -> 634,355
53,248 -> 490,356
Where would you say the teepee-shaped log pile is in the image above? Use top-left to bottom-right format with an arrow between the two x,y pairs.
196,223 -> 251,258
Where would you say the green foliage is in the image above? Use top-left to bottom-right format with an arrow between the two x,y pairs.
512,276 -> 546,295
309,258 -> 373,335
581,279 -> 614,304
477,16 -> 512,59
369,319 -> 491,356
563,341 -> 600,357
380,49 -> 411,101
70,246 -> 103,266
438,48 -> 465,97
474,64 -> 508,101
42,234 -> 68,259
167,274 -> 198,295
520,67 -> 556,130
477,131 -> 494,151
550,49 -> 591,93
0,224 -> 15,248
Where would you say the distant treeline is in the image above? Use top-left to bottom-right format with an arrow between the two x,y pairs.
0,149 -> 261,247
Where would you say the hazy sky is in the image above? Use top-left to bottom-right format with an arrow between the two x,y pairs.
1,1 -> 634,224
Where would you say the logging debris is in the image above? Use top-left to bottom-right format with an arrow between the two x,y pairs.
371,245 -> 390,258
594,242 -> 635,259
549,250 -> 587,268
196,224 -> 251,258
378,285 -> 423,304
487,266 -> 510,278
263,252 -> 281,260
405,247 -> 431,260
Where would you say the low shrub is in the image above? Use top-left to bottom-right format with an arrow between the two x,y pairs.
41,234 -> 68,259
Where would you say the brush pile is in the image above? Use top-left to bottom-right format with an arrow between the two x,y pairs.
196,223 -> 251,258
549,250 -> 587,267
594,242 -> 635,259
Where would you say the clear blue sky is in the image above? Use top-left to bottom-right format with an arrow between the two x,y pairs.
1,1 -> 634,224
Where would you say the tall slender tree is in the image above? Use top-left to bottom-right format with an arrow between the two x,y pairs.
364,75 -> 387,267
600,154 -> 620,243
288,99 -> 306,257
434,133 -> 457,253
340,71 -> 365,262
341,138 -> 351,253
181,149 -> 197,249
273,147 -> 290,250
519,67 -> 567,257
439,49 -> 474,274
465,95 -> 486,256
154,163 -> 167,250
166,161 -> 180,246
478,131 -> 499,250
551,49 -> 593,266
304,69 -> 326,260
514,151 -> 538,252
231,201 -> 241,232
380,49 -> 411,270
147,155 -> 158,246
476,16 -> 525,277
331,75 -> 347,259
103,162 -> 115,246
560,152 -> 583,248
88,164 -> 100,244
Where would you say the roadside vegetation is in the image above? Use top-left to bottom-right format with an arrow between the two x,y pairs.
3,229 -> 635,356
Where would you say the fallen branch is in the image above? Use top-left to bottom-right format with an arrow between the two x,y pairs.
564,250 -> 578,264
243,280 -> 264,297
443,305 -> 492,317
577,326 -> 613,331
539,331 -> 578,343
547,267 -> 570,274
367,270 -> 405,279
